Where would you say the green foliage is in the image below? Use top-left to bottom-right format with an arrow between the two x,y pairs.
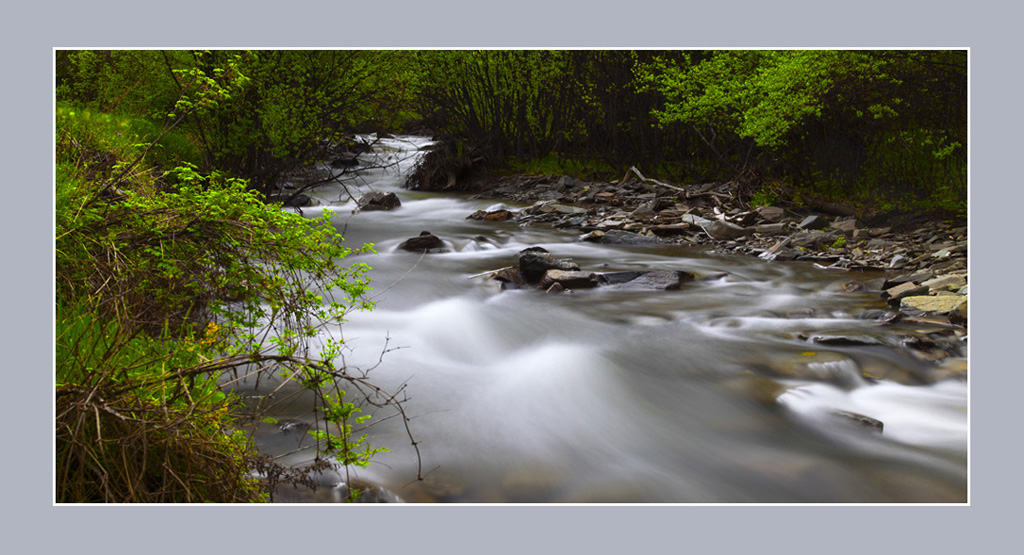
56,96 -> 393,503
639,50 -> 967,213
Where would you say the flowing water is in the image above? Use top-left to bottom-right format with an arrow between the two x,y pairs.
243,136 -> 968,503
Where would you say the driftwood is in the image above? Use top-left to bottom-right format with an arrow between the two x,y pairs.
622,166 -> 734,204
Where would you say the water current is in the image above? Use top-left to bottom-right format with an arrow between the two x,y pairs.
241,136 -> 968,504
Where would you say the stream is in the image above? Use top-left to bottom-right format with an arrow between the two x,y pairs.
239,135 -> 967,504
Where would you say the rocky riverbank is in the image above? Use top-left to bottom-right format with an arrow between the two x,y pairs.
461,172 -> 968,331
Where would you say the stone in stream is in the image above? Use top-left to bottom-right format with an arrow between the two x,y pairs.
467,208 -> 514,221
603,269 -> 696,291
760,350 -> 862,388
830,410 -> 884,433
539,269 -> 601,290
397,231 -> 451,253
357,191 -> 401,211
516,247 -> 581,284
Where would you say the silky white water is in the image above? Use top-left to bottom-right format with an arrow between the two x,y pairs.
245,136 -> 967,503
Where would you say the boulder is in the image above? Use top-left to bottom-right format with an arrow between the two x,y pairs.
539,270 -> 601,290
267,192 -> 314,207
595,229 -> 664,245
330,152 -> 360,167
517,248 -> 580,284
397,231 -> 450,253
467,209 -> 514,221
358,191 -> 402,211
605,270 -> 696,291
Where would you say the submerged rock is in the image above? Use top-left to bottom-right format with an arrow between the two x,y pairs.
358,191 -> 402,211
603,269 -> 696,291
539,269 -> 601,290
517,248 -> 580,284
397,231 -> 451,253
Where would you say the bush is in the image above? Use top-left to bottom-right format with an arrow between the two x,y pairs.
56,106 -> 413,503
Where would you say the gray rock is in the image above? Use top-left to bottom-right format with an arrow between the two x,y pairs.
707,220 -> 752,240
357,191 -> 402,211
754,222 -> 788,234
830,217 -> 861,235
539,270 -> 601,290
597,229 -> 664,245
790,231 -> 839,248
397,231 -> 450,253
756,205 -> 785,222
606,270 -> 696,291
517,248 -> 580,284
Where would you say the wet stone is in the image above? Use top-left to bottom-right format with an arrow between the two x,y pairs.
397,231 -> 450,253
539,270 -> 601,290
517,248 -> 580,283
606,270 -> 696,291
830,410 -> 884,433
357,191 -> 401,211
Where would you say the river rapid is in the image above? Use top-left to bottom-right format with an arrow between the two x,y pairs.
242,136 -> 967,504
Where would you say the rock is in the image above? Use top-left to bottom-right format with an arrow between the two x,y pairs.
596,271 -> 648,285
267,192 -> 314,207
539,270 -> 601,290
810,334 -> 884,346
756,205 -> 786,222
797,214 -> 830,230
762,350 -> 860,386
789,231 -> 839,248
830,217 -> 862,235
681,213 -> 716,227
594,229 -> 663,245
922,274 -> 967,293
648,223 -> 692,236
579,230 -> 605,243
467,208 -> 514,221
707,220 -> 752,240
330,152 -> 360,167
357,191 -> 402,211
517,248 -> 580,284
754,222 -> 788,235
900,294 -> 967,314
830,410 -> 884,433
948,297 -> 968,324
606,270 -> 696,291
889,254 -> 908,268
886,270 -> 935,287
930,358 -> 968,382
397,231 -> 450,253
884,282 -> 929,302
